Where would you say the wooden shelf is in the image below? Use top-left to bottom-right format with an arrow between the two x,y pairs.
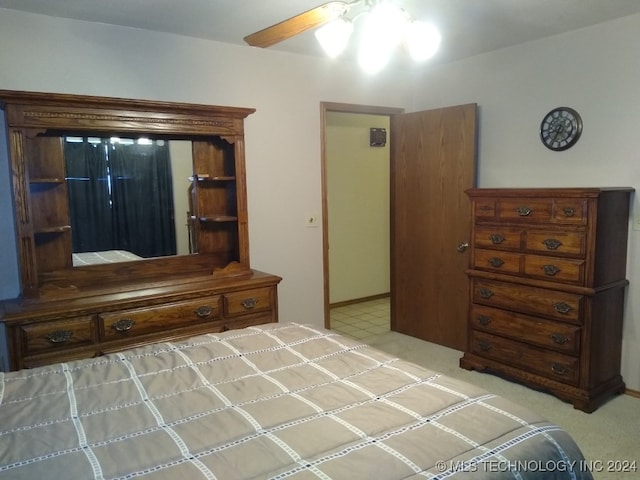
30,178 -> 66,184
191,176 -> 236,182
197,215 -> 238,223
34,225 -> 72,234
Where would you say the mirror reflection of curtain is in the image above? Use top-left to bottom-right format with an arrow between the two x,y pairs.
65,140 -> 114,252
109,142 -> 176,258
65,138 -> 177,258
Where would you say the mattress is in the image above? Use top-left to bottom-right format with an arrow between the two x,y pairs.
0,323 -> 593,479
72,250 -> 143,266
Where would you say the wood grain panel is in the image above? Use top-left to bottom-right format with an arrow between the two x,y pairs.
391,104 -> 477,350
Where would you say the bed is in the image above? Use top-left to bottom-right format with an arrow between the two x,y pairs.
72,250 -> 143,267
0,322 -> 593,479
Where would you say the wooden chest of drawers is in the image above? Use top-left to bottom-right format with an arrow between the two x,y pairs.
460,188 -> 633,412
1,270 -> 281,370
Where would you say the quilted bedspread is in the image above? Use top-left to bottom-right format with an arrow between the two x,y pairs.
0,322 -> 593,479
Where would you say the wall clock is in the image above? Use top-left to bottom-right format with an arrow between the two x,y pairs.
540,107 -> 582,151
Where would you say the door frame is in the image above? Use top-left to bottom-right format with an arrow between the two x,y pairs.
320,102 -> 404,328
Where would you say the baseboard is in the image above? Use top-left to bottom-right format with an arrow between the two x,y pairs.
625,387 -> 640,399
330,293 -> 390,309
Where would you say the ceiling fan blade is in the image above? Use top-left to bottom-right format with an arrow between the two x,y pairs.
244,2 -> 350,48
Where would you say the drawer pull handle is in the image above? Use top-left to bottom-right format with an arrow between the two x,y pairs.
563,207 -> 575,217
194,306 -> 213,318
112,318 -> 135,332
489,234 -> 505,244
457,242 -> 469,252
550,333 -> 569,345
553,302 -> 572,314
542,264 -> 561,276
551,363 -> 569,376
488,257 -> 504,268
478,341 -> 492,351
542,238 -> 562,250
516,206 -> 532,216
479,288 -> 494,299
241,297 -> 258,309
47,330 -> 73,344
477,315 -> 491,326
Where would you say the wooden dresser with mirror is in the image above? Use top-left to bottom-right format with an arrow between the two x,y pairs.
0,90 -> 281,370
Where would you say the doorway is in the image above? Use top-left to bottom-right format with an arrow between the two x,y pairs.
320,103 -> 403,331
321,102 -> 477,351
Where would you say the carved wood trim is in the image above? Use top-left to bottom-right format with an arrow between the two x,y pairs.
19,237 -> 37,290
0,90 -> 254,136
10,130 -> 29,224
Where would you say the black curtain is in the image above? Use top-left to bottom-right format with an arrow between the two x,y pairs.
65,140 -> 114,252
109,142 -> 176,257
65,138 -> 177,258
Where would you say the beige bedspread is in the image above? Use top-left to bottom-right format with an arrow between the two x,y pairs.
0,323 -> 593,479
72,250 -> 143,266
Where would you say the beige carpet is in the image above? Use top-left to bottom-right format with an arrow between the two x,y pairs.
365,331 -> 639,480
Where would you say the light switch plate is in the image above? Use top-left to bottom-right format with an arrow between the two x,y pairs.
305,213 -> 320,227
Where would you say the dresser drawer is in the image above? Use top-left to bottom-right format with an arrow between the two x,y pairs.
472,279 -> 583,324
474,199 -> 497,220
475,198 -> 554,222
100,295 -> 222,340
497,199 -> 553,222
224,287 -> 274,317
21,316 -> 97,355
523,230 -> 586,256
470,305 -> 581,354
225,312 -> 276,330
474,226 -> 522,250
474,250 -> 585,284
523,255 -> 585,284
551,199 -> 588,225
474,249 -> 521,274
470,331 -> 579,385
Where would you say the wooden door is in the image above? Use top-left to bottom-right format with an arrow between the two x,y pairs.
390,104 -> 477,350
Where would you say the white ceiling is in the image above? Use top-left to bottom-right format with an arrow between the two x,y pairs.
2,0 -> 640,67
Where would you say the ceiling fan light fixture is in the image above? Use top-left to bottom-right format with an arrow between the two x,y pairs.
356,0 -> 411,73
307,0 -> 441,72
405,20 -> 441,62
358,39 -> 393,74
315,17 -> 353,58
365,1 -> 408,48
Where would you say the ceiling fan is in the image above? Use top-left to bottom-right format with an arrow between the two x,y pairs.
243,1 -> 441,73
243,1 -> 355,48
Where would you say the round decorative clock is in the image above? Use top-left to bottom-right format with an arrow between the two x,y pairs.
540,107 -> 582,151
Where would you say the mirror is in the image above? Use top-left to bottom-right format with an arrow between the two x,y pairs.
62,135 -> 194,267
1,89 -> 254,298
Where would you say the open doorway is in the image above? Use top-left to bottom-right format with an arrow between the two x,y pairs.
320,103 -> 403,333
321,102 -> 477,351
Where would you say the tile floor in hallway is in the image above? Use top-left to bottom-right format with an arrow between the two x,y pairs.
330,296 -> 390,342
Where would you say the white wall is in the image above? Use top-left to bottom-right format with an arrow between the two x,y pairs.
0,8 -> 638,391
